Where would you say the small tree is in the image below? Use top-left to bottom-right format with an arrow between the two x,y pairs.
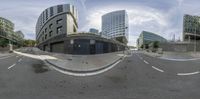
145,44 -> 149,49
0,38 -> 8,47
153,41 -> 159,49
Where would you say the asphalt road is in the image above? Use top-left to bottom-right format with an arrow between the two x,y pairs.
1,51 -> 200,99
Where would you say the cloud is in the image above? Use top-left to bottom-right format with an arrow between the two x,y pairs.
80,5 -> 171,46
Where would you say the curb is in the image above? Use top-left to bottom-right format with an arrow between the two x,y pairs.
44,56 -> 123,74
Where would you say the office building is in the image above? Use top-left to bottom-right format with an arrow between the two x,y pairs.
102,10 -> 129,44
89,28 -> 99,35
183,14 -> 200,41
138,31 -> 167,49
36,4 -> 78,52
0,17 -> 24,47
36,4 -> 127,54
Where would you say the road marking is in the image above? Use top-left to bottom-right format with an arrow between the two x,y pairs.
177,71 -> 199,76
151,66 -> 164,72
16,56 -> 19,58
8,63 -> 16,69
18,58 -> 22,62
143,60 -> 149,64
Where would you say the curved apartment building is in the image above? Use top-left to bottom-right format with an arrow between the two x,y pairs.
36,4 -> 78,51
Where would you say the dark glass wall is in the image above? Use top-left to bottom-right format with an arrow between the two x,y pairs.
41,38 -> 127,55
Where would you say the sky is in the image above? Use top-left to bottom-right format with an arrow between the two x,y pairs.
0,0 -> 200,46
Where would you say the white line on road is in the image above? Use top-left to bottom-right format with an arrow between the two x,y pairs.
16,56 -> 19,58
177,71 -> 199,76
143,60 -> 149,64
151,66 -> 164,72
8,64 -> 16,69
18,58 -> 22,62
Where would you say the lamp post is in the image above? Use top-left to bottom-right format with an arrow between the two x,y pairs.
194,17 -> 198,53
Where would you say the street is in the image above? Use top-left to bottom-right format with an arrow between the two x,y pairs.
1,51 -> 200,99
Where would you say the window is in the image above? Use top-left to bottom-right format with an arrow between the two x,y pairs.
57,26 -> 62,34
42,37 -> 44,41
50,7 -> 54,17
42,12 -> 45,23
57,5 -> 63,13
49,24 -> 53,29
45,9 -> 48,20
45,28 -> 47,33
45,34 -> 47,39
49,31 -> 52,37
57,19 -> 62,24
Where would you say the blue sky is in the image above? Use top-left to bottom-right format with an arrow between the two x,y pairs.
0,0 -> 200,46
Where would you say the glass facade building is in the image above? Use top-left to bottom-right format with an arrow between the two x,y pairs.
183,14 -> 200,41
102,10 -> 129,44
0,17 -> 24,46
138,31 -> 167,48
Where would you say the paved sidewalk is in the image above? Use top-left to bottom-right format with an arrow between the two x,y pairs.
0,52 -> 12,58
138,51 -> 162,57
139,50 -> 200,60
15,47 -> 128,75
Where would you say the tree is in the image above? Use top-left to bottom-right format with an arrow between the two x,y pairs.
0,38 -> 8,47
153,41 -> 159,49
23,39 -> 36,47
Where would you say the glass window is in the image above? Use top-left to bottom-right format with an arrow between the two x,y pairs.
57,19 -> 62,24
57,26 -> 62,34
45,28 -> 47,33
45,34 -> 47,39
57,5 -> 63,13
50,7 -> 54,17
49,24 -> 53,29
46,9 -> 48,20
49,31 -> 52,37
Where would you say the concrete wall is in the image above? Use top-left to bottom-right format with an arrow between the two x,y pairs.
159,42 -> 200,52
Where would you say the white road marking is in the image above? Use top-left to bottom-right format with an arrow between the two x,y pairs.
151,66 -> 164,72
16,56 -> 19,58
8,63 -> 16,69
143,60 -> 149,64
14,51 -> 57,60
177,71 -> 200,76
18,58 -> 22,62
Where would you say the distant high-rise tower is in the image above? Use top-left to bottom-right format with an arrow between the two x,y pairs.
89,28 -> 99,35
101,10 -> 129,44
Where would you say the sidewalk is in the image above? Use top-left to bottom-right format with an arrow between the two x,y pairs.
140,50 -> 200,61
15,47 -> 128,75
138,51 -> 162,57
0,52 -> 12,58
